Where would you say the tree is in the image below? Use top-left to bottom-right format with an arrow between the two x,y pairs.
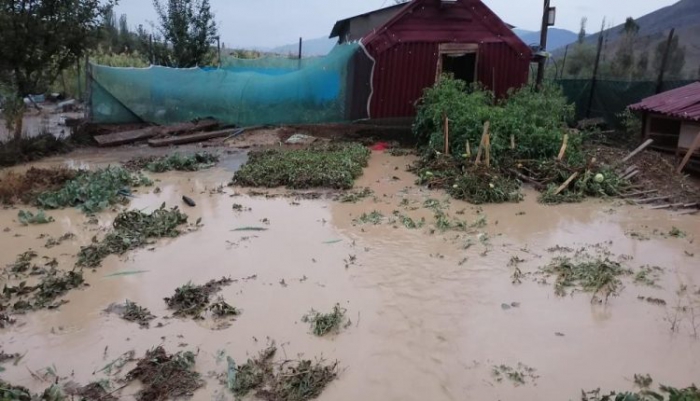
610,17 -> 639,78
654,34 -> 686,80
153,0 -> 218,68
0,0 -> 115,138
578,17 -> 587,44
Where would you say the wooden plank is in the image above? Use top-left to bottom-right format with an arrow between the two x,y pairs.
676,131 -> 700,173
650,203 -> 684,210
94,119 -> 219,147
634,195 -> 670,204
94,127 -> 155,147
623,170 -> 640,180
621,139 -> 654,163
475,121 -> 489,165
620,165 -> 637,176
557,134 -> 569,161
443,116 -> 449,154
148,128 -> 241,147
484,133 -> 491,168
621,189 -> 657,198
553,172 -> 579,196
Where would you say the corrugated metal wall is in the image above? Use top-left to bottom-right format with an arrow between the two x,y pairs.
362,0 -> 531,119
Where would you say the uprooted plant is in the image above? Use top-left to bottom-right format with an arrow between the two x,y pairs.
232,143 -> 371,190
36,166 -> 153,213
411,77 -> 629,204
121,300 -> 157,328
164,278 -> 234,319
76,204 -> 190,268
538,255 -> 633,301
227,343 -> 338,401
126,347 -> 204,401
2,268 -> 85,313
302,304 -> 347,336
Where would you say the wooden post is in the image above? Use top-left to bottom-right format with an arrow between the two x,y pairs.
484,132 -> 491,167
466,140 -> 471,158
217,36 -> 222,68
444,115 -> 450,154
559,45 -> 569,80
298,37 -> 303,60
557,134 -> 569,161
676,132 -> 700,174
656,28 -> 675,94
554,172 -> 579,195
622,139 -> 654,163
475,121 -> 490,165
586,31 -> 604,118
510,134 -> 515,150
535,0 -> 551,88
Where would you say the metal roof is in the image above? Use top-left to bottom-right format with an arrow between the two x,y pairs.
629,82 -> 700,121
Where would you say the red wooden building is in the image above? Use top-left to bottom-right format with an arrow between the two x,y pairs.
331,0 -> 532,120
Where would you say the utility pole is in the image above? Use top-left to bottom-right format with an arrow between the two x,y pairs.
535,0 -> 552,88
655,28 -> 675,94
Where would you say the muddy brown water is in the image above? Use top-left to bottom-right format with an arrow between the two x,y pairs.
1,151 -> 699,400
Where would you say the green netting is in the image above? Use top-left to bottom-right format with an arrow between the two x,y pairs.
556,79 -> 696,126
89,44 -> 372,126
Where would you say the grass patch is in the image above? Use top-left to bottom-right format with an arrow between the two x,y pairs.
0,167 -> 79,205
17,210 -> 54,226
539,255 -> 632,300
227,343 -> 338,401
76,205 -> 189,268
302,304 -> 347,336
164,278 -> 233,319
126,347 -> 203,401
36,166 -> 152,213
232,143 -> 370,190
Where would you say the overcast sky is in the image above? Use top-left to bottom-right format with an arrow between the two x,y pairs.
113,0 -> 679,49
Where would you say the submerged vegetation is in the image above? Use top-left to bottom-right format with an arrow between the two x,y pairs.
302,304 -> 347,336
126,347 -> 203,401
36,166 -> 152,213
164,278 -> 234,319
126,152 -> 220,173
227,343 -> 338,401
77,205 -> 189,267
539,256 -> 632,300
411,77 -> 629,204
232,143 -> 371,190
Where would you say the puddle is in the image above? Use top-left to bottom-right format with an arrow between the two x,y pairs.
1,150 -> 699,400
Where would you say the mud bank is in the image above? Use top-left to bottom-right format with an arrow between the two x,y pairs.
1,151 -> 698,400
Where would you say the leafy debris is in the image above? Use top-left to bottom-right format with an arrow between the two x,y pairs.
126,347 -> 203,401
492,363 -> 539,386
122,300 -> 156,328
17,210 -> 54,225
77,205 -> 189,268
302,304 -> 347,336
164,278 -> 233,319
144,152 -> 219,173
539,255 -> 633,301
6,250 -> 38,273
45,233 -> 76,249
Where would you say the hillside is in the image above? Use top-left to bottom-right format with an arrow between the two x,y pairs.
270,37 -> 337,57
516,28 -> 578,51
577,0 -> 700,78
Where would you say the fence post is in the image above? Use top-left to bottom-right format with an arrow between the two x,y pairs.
559,45 -> 569,80
586,33 -> 604,118
655,28 -> 675,94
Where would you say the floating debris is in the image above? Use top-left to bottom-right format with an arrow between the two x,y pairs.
164,278 -> 233,319
539,255 -> 632,300
492,363 -> 539,386
126,347 -> 203,401
17,210 -> 54,226
44,233 -> 75,249
302,304 -> 347,336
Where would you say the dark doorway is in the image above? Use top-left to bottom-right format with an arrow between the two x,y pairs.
441,53 -> 476,84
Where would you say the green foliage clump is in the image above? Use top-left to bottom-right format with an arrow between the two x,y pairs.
17,210 -> 54,225
77,205 -> 188,267
302,304 -> 347,336
414,77 -> 575,164
6,250 -> 38,273
36,166 -> 152,213
540,168 -> 629,204
145,152 -> 220,173
540,256 -> 632,300
233,143 -> 370,190
582,383 -> 700,401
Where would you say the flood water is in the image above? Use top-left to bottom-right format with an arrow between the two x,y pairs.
1,151 -> 699,400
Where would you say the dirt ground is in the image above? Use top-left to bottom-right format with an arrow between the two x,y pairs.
0,147 -> 699,400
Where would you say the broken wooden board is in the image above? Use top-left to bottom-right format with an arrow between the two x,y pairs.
148,128 -> 242,147
94,119 -> 219,147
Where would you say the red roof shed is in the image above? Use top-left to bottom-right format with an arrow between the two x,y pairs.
349,0 -> 532,119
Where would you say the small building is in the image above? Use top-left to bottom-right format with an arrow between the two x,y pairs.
629,82 -> 700,172
330,0 -> 531,120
